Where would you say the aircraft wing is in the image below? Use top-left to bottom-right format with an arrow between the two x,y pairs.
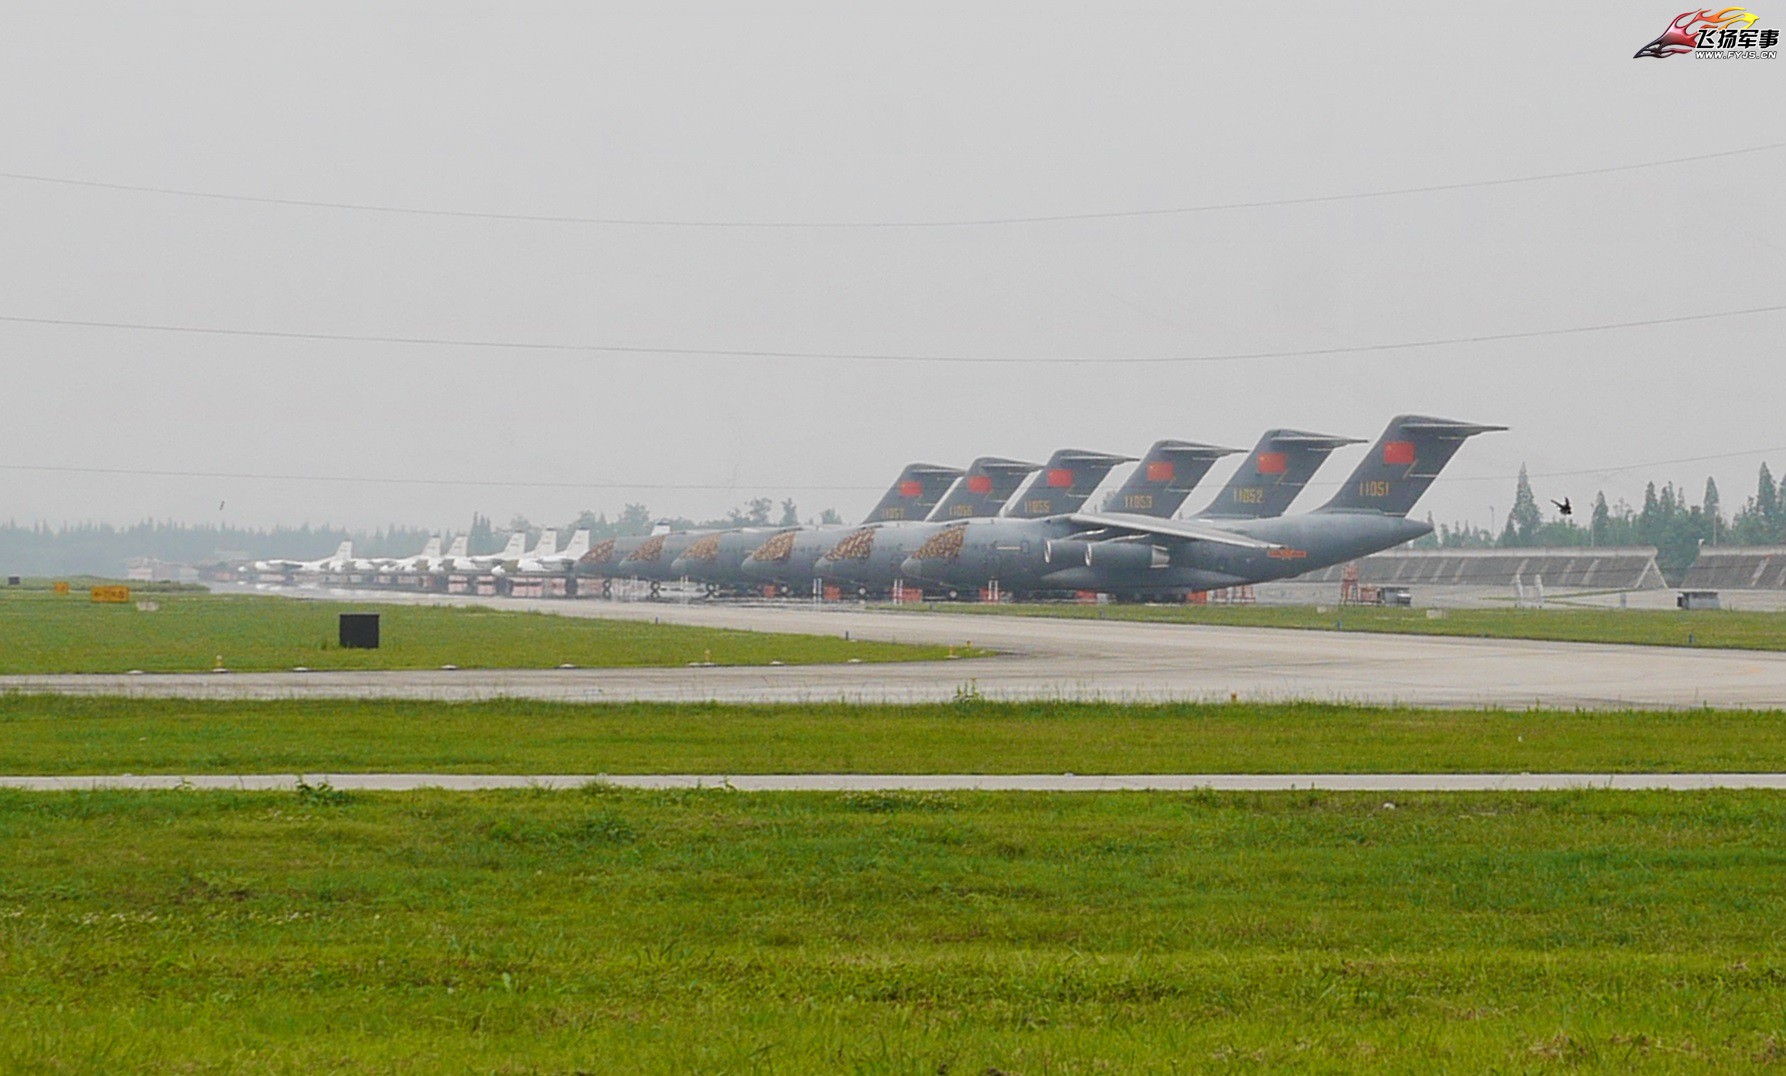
1066,512 -> 1282,551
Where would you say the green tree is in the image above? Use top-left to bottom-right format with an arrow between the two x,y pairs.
818,508 -> 842,525
1500,465 -> 1543,546
468,512 -> 496,555
616,504 -> 652,537
778,499 -> 800,527
1590,493 -> 1611,546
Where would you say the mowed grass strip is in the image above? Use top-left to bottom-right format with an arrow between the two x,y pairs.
6,695 -> 1786,774
3,788 -> 1784,1072
893,600 -> 1786,651
0,590 -> 966,672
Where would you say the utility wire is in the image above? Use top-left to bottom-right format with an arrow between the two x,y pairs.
3,303 -> 1781,366
1,142 -> 1780,228
0,463 -> 886,492
6,445 -> 1784,493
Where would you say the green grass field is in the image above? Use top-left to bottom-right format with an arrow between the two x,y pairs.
5,695 -> 1786,775
0,589 -> 968,673
4,787 -> 1784,1071
893,600 -> 1786,651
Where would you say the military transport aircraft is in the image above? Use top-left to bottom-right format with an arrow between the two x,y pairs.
899,415 -> 1503,598
667,464 -> 965,594
512,529 -> 590,574
376,536 -> 442,574
435,532 -> 525,573
255,540 -> 355,575
809,427 -> 1354,600
738,455 -> 1043,594
577,462 -> 966,595
808,448 -> 1133,598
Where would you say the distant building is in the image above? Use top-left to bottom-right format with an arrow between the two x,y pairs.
125,558 -> 199,583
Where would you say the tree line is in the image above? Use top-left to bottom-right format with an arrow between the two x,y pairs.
0,499 -> 843,577
1417,461 -> 1786,580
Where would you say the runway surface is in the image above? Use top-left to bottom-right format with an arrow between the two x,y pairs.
5,773 -> 1786,792
4,588 -> 1781,709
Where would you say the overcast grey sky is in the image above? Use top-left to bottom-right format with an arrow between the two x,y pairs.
1,0 -> 1780,534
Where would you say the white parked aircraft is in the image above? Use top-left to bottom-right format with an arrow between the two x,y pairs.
377,536 -> 442,573
254,540 -> 355,574
437,532 -> 524,573
516,529 -> 589,573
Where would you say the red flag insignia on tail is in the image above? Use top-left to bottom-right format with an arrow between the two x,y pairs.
966,474 -> 993,494
1256,452 -> 1288,475
1047,469 -> 1074,488
898,480 -> 923,497
1146,460 -> 1175,482
1383,441 -> 1416,465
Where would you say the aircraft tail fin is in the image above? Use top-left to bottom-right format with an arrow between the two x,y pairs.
925,457 -> 1041,520
1006,449 -> 1135,519
421,536 -> 441,558
447,535 -> 468,558
1106,440 -> 1240,518
500,532 -> 526,559
334,541 -> 352,561
860,463 -> 965,524
563,529 -> 591,558
1198,429 -> 1364,519
1317,415 -> 1506,517
532,530 -> 558,559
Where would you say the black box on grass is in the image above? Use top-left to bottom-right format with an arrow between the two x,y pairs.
339,612 -> 380,649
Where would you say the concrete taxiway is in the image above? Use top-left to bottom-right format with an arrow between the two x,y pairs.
4,773 -> 1785,792
4,590 -> 1781,709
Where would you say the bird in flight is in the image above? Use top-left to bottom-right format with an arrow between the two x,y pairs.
1551,497 -> 1572,517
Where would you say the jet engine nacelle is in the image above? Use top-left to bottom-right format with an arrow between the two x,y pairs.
1085,541 -> 1170,572
1043,539 -> 1169,571
1043,539 -> 1094,566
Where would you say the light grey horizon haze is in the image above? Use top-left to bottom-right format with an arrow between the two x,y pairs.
1,0 -> 1780,533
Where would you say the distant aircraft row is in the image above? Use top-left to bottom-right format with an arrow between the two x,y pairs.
253,414 -> 1503,600
251,529 -> 590,577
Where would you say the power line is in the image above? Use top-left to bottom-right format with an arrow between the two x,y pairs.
1303,444 -> 1786,488
3,302 -> 1781,366
7,444 -> 1784,494
0,463 -> 886,492
1,142 -> 1780,228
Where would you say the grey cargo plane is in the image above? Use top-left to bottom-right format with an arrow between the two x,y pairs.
577,462 -> 963,594
668,463 -> 964,593
810,448 -> 1133,598
741,455 -> 1039,594
900,415 -> 1503,598
887,427 -> 1355,599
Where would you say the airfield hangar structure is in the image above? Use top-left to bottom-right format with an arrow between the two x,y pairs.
1292,547 -> 1667,591
1680,546 -> 1786,591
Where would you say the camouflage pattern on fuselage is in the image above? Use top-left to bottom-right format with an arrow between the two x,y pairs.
809,455 -> 1045,594
901,416 -> 1502,598
683,462 -> 965,590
